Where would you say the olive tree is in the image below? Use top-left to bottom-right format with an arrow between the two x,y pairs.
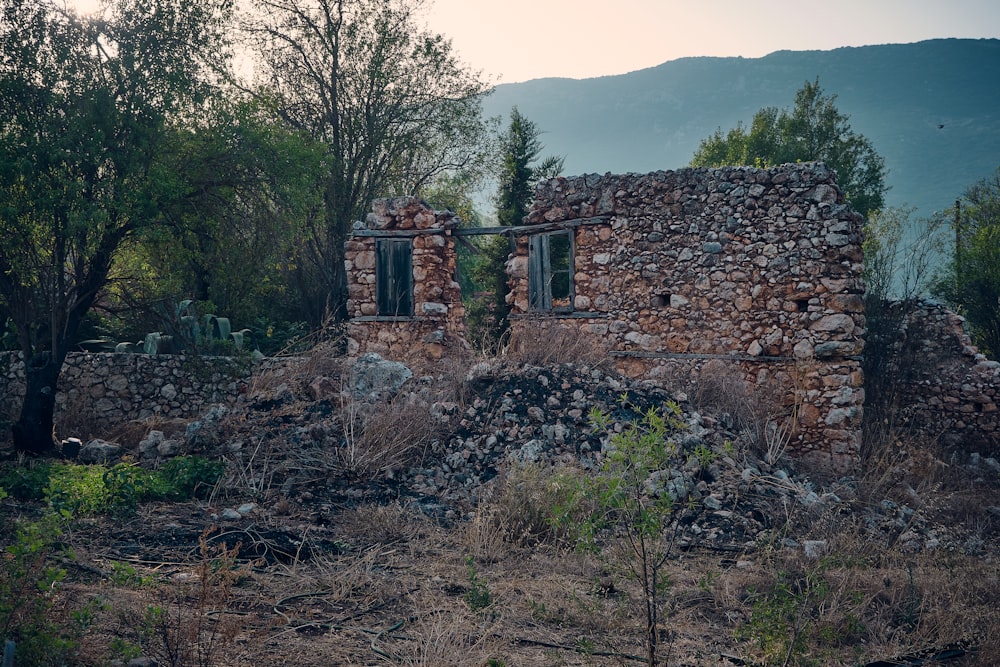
0,0 -> 233,453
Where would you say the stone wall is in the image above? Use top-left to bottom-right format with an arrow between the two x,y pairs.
345,196 -> 468,361
893,302 -> 1000,447
506,165 -> 866,473
1,352 -> 256,438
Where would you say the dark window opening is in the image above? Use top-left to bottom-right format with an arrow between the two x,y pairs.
652,293 -> 672,308
376,238 -> 413,316
529,231 -> 574,312
795,299 -> 810,312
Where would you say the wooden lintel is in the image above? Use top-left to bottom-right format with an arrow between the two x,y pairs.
351,227 -> 450,238
452,216 -> 612,237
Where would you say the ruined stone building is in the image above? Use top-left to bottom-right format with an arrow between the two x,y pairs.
0,164 -> 994,465
344,163 -> 997,473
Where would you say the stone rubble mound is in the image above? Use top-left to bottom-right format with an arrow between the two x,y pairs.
107,353 -> 998,557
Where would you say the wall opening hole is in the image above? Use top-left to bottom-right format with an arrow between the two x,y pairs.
795,299 -> 810,312
651,293 -> 671,308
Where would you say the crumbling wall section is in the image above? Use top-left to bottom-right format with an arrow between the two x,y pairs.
895,302 -> 999,447
507,165 -> 866,472
345,197 -> 467,360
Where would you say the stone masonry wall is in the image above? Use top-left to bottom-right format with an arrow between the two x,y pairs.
507,165 -> 866,473
1,352 -> 257,439
345,196 -> 467,361
895,302 -> 999,447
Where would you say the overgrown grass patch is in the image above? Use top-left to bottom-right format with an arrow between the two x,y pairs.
0,456 -> 224,516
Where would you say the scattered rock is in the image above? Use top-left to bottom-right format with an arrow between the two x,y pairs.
78,439 -> 122,464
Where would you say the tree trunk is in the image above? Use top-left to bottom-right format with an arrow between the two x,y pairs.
11,352 -> 60,455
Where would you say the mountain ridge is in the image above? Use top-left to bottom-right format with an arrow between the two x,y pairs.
482,38 -> 1000,217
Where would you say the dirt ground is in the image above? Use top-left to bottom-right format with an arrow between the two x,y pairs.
11,449 -> 995,667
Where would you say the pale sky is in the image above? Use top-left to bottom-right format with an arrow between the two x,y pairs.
423,0 -> 1000,83
65,0 -> 1000,84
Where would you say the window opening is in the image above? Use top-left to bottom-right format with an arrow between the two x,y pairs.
529,230 -> 574,312
376,238 -> 413,316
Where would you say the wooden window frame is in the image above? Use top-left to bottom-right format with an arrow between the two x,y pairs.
376,237 -> 413,317
528,230 -> 574,313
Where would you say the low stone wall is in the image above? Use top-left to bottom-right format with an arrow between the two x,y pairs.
507,165 -> 866,473
0,352 -> 256,439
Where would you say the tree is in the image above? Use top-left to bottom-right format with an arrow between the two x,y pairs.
495,107 -> 565,227
691,79 -> 887,218
0,0 -> 233,454
243,0 -> 494,325
468,108 -> 563,349
933,168 -> 1000,358
109,98 -> 326,341
552,400 -> 687,667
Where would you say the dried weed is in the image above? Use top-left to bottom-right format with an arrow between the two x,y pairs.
505,322 -> 612,369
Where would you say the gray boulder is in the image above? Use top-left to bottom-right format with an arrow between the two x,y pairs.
78,439 -> 122,464
348,353 -> 412,399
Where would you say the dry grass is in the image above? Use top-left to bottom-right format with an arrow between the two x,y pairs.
337,391 -> 444,481
688,359 -> 803,466
8,335 -> 999,667
15,447 -> 999,667
504,322 -> 612,369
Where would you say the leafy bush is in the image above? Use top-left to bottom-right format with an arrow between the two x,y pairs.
0,509 -> 76,666
155,456 -> 225,500
0,456 -> 224,517
550,399 -> 688,667
0,463 -> 53,502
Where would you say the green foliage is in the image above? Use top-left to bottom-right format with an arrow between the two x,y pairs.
690,79 -> 887,218
464,557 -> 493,612
496,107 -> 565,228
689,443 -> 717,470
110,561 -> 156,589
0,463 -> 54,502
467,234 -> 516,352
111,97 -> 326,337
0,0 -> 234,453
0,457 -> 224,517
110,636 -> 144,662
137,300 -> 255,356
735,562 -> 868,667
465,108 -> 564,350
45,464 -> 130,516
932,167 -> 1000,358
550,400 -> 687,667
0,512 -> 75,666
155,456 -> 225,501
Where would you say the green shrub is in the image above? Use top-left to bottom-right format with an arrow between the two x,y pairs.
464,557 -> 493,612
155,456 -> 224,500
0,511 -> 76,666
550,399 -> 688,667
0,463 -> 55,502
1,456 -> 224,517
45,462 -> 157,516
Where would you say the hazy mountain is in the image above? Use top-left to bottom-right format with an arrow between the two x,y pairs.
482,38 -> 1000,218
